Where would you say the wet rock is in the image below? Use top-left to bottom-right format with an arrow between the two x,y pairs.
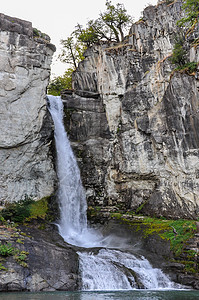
0,225 -> 79,292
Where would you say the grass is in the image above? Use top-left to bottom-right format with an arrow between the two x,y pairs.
113,214 -> 197,256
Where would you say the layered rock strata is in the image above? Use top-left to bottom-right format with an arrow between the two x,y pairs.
63,0 -> 199,219
0,14 -> 56,204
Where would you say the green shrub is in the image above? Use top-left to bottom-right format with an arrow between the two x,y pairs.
174,61 -> 198,73
170,34 -> 187,67
0,243 -> 14,256
1,196 -> 34,223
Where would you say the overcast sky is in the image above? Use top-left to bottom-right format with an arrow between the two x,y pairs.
1,0 -> 157,76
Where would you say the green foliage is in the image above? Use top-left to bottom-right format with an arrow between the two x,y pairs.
0,216 -> 6,225
101,0 -> 132,42
13,250 -> 29,268
73,0 -> 132,46
47,68 -> 74,96
0,243 -> 14,256
59,37 -> 85,69
175,61 -> 198,73
29,197 -> 49,219
33,28 -> 50,41
170,34 -> 187,67
0,263 -> 7,271
73,21 -> 103,47
177,0 -> 199,28
117,215 -> 197,258
0,196 -> 34,223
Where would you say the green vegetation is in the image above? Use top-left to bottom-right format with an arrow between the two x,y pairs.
48,1 -> 132,95
0,243 -> 14,256
177,0 -> 199,29
174,61 -> 198,73
59,38 -> 85,69
0,196 -> 34,223
109,212 -> 198,274
73,1 -> 132,46
28,197 -> 49,220
0,263 -> 7,271
170,1 -> 199,72
33,28 -> 49,40
170,34 -> 187,67
0,242 -> 29,269
47,68 -> 73,96
13,250 -> 29,268
0,196 -> 51,224
88,205 -> 198,275
114,214 -> 196,256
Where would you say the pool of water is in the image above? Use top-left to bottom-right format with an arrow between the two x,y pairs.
1,290 -> 199,300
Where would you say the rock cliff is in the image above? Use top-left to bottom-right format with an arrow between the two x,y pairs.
0,14 -> 56,204
63,0 -> 199,219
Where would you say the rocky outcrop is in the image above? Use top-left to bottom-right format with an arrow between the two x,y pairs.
0,224 -> 78,291
0,14 -> 56,204
63,0 -> 199,219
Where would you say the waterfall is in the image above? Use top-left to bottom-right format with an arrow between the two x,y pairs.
48,95 -> 87,245
47,95 -> 181,290
78,249 -> 178,290
48,95 -> 103,247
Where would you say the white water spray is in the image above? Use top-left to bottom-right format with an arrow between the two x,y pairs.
78,249 -> 178,290
48,95 -> 182,290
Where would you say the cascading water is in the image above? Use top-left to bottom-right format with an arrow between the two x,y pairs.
48,95 -> 103,247
48,95 -> 87,246
78,249 -> 178,291
47,95 -> 182,291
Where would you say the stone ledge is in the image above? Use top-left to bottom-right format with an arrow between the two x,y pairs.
0,13 -> 32,37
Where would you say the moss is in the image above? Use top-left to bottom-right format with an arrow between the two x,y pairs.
108,212 -> 198,275
29,197 -> 49,220
0,263 -> 7,271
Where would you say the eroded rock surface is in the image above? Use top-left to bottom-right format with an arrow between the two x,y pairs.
0,225 -> 78,292
63,0 -> 199,219
0,14 -> 56,203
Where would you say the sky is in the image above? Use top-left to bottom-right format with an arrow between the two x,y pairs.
1,0 -> 158,77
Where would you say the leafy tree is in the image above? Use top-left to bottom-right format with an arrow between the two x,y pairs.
177,0 -> 199,28
100,0 -> 132,42
74,0 -> 132,45
47,68 -> 73,96
73,21 -> 109,47
59,37 -> 85,69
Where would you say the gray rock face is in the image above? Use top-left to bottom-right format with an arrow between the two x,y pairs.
0,14 -> 56,204
0,225 -> 78,292
64,0 -> 199,219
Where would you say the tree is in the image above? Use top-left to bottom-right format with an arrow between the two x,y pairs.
177,0 -> 199,28
101,0 -> 132,42
47,68 -> 73,96
74,0 -> 132,45
59,37 -> 85,69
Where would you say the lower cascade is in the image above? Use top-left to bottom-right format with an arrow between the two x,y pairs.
78,249 -> 179,291
48,95 -> 182,291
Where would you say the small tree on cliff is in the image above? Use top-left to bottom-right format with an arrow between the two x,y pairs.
74,0 -> 133,45
59,37 -> 85,69
48,1 -> 132,95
